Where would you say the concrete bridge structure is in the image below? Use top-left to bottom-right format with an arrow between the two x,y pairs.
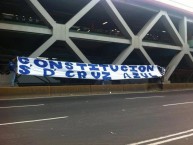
1,0 -> 193,86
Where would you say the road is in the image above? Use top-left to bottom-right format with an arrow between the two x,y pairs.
0,90 -> 193,145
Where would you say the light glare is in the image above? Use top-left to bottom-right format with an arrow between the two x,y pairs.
155,0 -> 193,13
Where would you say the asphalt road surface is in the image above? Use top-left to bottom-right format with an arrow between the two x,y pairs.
1,90 -> 193,145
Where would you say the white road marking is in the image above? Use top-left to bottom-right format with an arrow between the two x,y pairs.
0,104 -> 45,109
0,116 -> 68,126
163,101 -> 193,107
125,96 -> 165,100
149,132 -> 193,145
127,128 -> 193,145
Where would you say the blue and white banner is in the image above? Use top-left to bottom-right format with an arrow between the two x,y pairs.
17,57 -> 165,80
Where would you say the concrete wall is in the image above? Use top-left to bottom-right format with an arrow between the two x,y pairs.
0,83 -> 161,99
1,83 -> 193,99
0,74 -> 10,86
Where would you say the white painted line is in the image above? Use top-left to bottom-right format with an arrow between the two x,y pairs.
127,128 -> 193,145
125,96 -> 165,100
149,132 -> 193,145
0,104 -> 45,109
0,116 -> 68,126
163,101 -> 193,107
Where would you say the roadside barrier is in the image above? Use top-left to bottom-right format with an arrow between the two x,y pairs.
0,83 -> 193,98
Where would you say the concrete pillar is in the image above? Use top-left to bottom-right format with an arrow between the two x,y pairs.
101,0 -> 134,38
163,13 -> 183,46
179,17 -> 187,44
66,38 -> 90,63
26,0 -> 56,27
30,36 -> 56,57
164,51 -> 184,82
113,45 -> 134,64
138,11 -> 163,40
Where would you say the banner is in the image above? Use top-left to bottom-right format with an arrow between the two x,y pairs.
17,57 -> 165,80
